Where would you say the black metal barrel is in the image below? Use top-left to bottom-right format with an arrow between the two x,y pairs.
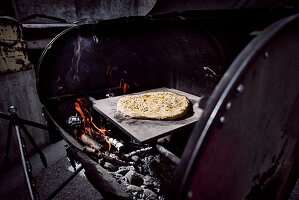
37,9 -> 299,200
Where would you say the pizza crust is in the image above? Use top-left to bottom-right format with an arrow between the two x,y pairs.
117,91 -> 189,120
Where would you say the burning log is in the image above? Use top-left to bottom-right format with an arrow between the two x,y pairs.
69,100 -> 113,150
107,136 -> 124,152
79,134 -> 103,151
122,146 -> 154,160
91,129 -> 124,152
83,146 -> 133,166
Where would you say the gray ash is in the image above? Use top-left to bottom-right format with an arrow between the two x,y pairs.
105,153 -> 175,200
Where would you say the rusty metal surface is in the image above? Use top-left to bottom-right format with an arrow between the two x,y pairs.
93,88 -> 203,143
11,0 -> 156,23
173,13 -> 299,200
0,16 -> 49,170
0,16 -> 32,74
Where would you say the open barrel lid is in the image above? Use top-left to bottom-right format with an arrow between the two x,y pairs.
173,13 -> 299,200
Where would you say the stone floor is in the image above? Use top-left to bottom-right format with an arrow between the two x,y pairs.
0,140 -> 103,200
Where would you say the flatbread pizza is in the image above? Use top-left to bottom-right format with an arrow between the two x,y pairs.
117,91 -> 189,120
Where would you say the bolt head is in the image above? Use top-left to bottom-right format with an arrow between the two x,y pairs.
187,191 -> 193,198
225,101 -> 232,110
237,84 -> 245,94
220,116 -> 226,124
264,51 -> 270,58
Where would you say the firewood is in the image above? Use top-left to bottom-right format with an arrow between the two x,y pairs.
91,129 -> 124,152
79,134 -> 103,151
122,146 -> 153,160
83,146 -> 133,166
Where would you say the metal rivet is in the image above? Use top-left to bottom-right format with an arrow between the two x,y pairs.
220,116 -> 226,124
264,51 -> 270,58
237,84 -> 245,94
187,191 -> 193,198
225,101 -> 232,110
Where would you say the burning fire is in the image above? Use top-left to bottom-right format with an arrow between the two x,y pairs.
75,98 -> 111,151
120,79 -> 130,94
106,66 -> 130,95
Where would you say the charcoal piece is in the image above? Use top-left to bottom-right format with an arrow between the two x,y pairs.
126,185 -> 142,193
131,155 -> 139,162
148,155 -> 175,183
124,170 -> 144,186
143,189 -> 157,200
143,175 -> 155,187
104,162 -> 117,172
117,169 -> 130,176
116,166 -> 135,175
98,158 -> 104,165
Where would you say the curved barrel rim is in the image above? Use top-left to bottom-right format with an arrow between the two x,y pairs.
173,12 -> 299,199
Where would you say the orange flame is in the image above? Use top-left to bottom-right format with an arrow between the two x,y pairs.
123,83 -> 129,94
75,102 -> 92,136
120,79 -> 129,94
75,98 -> 111,151
90,118 -> 111,151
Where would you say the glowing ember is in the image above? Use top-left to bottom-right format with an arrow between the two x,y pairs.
75,98 -> 111,151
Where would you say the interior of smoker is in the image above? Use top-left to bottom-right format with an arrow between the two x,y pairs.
38,10 -> 275,126
37,10 -> 295,199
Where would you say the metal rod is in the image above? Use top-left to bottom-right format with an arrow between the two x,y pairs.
156,144 -> 181,165
15,124 -> 35,200
20,123 -> 48,168
0,112 -> 49,130
22,23 -> 75,29
46,86 -> 123,101
45,165 -> 84,200
3,120 -> 13,171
